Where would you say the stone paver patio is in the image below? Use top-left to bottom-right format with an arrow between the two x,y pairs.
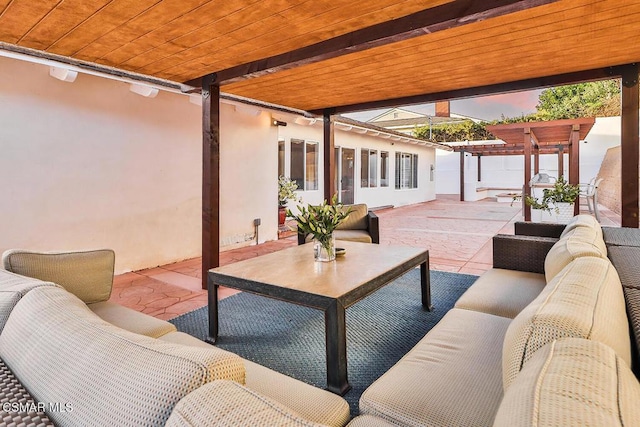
111,195 -> 620,320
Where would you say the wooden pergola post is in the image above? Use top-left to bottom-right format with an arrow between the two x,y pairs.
323,110 -> 336,203
557,145 -> 564,177
568,125 -> 580,215
621,64 -> 640,228
523,128 -> 532,221
201,77 -> 220,289
477,154 -> 482,182
459,151 -> 465,201
534,149 -> 540,175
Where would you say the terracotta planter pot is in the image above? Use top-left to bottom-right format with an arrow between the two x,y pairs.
278,206 -> 286,226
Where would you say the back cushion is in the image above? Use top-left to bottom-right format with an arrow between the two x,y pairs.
503,256 -> 631,389
494,338 -> 640,427
2,249 -> 114,304
544,225 -> 607,281
0,269 -> 55,333
0,286 -> 245,427
336,204 -> 368,230
559,214 -> 602,238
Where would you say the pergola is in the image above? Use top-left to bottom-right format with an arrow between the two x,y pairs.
1,0 -> 639,288
453,118 -> 595,220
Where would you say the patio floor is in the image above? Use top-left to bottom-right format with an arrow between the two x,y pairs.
111,195 -> 620,320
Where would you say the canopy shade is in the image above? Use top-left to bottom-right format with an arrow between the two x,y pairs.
0,0 -> 638,112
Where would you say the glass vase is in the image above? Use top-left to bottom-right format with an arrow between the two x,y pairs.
314,233 -> 336,262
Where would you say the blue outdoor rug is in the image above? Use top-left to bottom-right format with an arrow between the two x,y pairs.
170,269 -> 477,415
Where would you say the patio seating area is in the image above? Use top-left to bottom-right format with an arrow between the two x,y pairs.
110,196 -> 620,321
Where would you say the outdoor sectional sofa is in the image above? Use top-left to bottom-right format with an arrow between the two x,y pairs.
0,250 -> 350,426
3,214 -> 640,426
348,214 -> 640,426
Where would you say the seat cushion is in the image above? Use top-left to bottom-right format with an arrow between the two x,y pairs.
334,229 -> 373,244
455,268 -> 546,319
336,204 -> 368,230
544,226 -> 607,282
159,331 -> 351,427
89,300 -> 177,338
494,338 -> 640,427
0,286 -> 245,427
503,256 -> 631,389
166,380 -> 327,427
360,308 -> 511,427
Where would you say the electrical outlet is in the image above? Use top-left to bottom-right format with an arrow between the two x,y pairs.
253,218 -> 261,226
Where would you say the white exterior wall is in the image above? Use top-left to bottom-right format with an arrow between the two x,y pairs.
435,117 -> 622,195
0,56 -> 280,274
279,121 -> 438,210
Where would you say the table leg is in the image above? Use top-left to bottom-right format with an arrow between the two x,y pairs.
206,277 -> 219,344
421,257 -> 433,311
325,300 -> 351,395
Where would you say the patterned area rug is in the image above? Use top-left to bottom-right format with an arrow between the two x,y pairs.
170,269 -> 477,415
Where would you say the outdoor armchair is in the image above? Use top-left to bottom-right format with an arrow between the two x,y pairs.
297,203 -> 380,245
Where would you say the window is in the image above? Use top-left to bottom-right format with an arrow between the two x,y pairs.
278,139 -> 285,177
395,152 -> 418,189
361,149 -> 378,187
380,151 -> 389,187
290,139 -> 318,191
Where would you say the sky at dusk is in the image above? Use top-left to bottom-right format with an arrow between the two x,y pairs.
344,89 -> 543,122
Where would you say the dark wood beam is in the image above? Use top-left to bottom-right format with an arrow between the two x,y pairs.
324,110 -> 336,202
314,67 -> 616,116
557,146 -> 564,178
621,64 -> 640,228
569,125 -> 580,215
477,154 -> 482,182
460,151 -> 465,202
524,128 -> 532,221
187,0 -> 558,87
202,78 -> 220,289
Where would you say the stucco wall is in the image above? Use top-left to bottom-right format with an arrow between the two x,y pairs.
0,56 -> 280,273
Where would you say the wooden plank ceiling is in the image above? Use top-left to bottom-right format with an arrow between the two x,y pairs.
1,0 -> 638,113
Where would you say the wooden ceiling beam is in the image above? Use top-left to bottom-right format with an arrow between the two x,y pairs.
185,0 -> 558,87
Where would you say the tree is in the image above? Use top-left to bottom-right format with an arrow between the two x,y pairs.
413,80 -> 621,142
535,80 -> 620,120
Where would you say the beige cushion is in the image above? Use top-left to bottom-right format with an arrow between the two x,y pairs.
347,415 -> 399,427
89,300 -> 177,338
360,308 -> 511,427
0,286 -> 245,427
336,204 -> 368,230
559,213 -> 602,238
494,338 -> 640,427
502,256 -> 631,389
166,380 -> 327,427
334,229 -> 373,244
2,249 -> 115,304
160,331 -> 351,427
455,268 -> 546,319
544,226 -> 607,281
0,269 -> 56,333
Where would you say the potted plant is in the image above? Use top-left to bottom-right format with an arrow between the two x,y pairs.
278,176 -> 299,225
515,176 -> 580,223
287,195 -> 352,262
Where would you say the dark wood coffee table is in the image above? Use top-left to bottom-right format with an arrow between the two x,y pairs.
207,241 -> 430,395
